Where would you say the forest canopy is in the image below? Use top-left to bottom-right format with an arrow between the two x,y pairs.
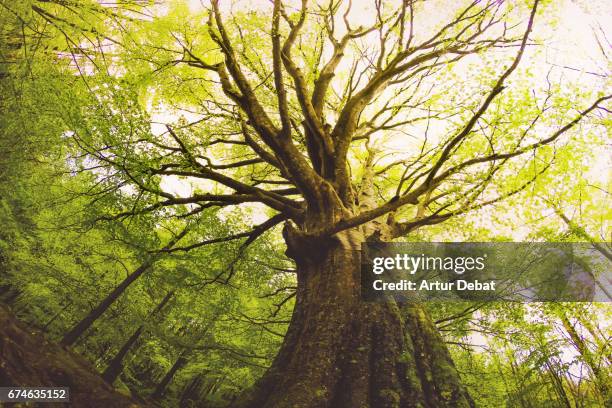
0,0 -> 610,407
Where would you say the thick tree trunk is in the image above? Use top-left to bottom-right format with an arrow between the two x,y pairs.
235,229 -> 473,408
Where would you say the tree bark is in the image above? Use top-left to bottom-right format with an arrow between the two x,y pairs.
43,301 -> 73,331
544,359 -> 572,408
101,325 -> 143,384
179,374 -> 205,406
235,228 -> 473,408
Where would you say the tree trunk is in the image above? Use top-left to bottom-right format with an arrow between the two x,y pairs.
60,228 -> 187,347
508,356 -> 532,408
559,313 -> 610,405
0,283 -> 21,305
60,257 -> 155,347
102,290 -> 174,384
102,326 -> 144,384
152,349 -> 189,400
179,374 -> 205,407
545,359 -> 572,408
43,301 -> 72,331
235,229 -> 474,408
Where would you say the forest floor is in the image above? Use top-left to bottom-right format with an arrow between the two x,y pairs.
0,304 -> 146,407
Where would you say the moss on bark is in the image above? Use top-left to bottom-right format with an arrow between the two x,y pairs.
234,231 -> 474,408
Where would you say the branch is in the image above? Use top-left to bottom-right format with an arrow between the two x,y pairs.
429,94 -> 611,187
164,125 -> 303,218
279,0 -> 335,168
162,213 -> 286,253
422,0 -> 540,188
209,0 -> 325,205
330,0 -> 517,199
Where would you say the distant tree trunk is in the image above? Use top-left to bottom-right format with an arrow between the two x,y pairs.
43,301 -> 73,331
152,349 -> 189,400
545,359 -> 572,408
102,326 -> 143,384
493,356 -> 511,406
102,290 -> 174,384
508,356 -> 532,408
60,257 -> 155,347
204,376 -> 223,399
560,313 -> 610,405
60,228 -> 187,347
236,228 -> 474,408
576,314 -> 611,366
179,374 -> 205,407
0,284 -> 21,305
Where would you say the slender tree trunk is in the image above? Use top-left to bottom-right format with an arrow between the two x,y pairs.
206,376 -> 223,398
60,228 -> 187,347
179,374 -> 204,407
508,356 -> 531,408
102,326 -> 144,383
495,357 -> 513,408
60,257 -> 155,347
560,313 -> 610,405
545,360 -> 572,408
152,349 -> 189,400
577,315 -> 611,366
102,291 -> 174,384
43,301 -> 72,331
235,228 -> 473,408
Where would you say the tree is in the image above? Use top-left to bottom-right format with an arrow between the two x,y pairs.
59,226 -> 189,347
101,290 -> 174,384
4,0 -> 611,407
